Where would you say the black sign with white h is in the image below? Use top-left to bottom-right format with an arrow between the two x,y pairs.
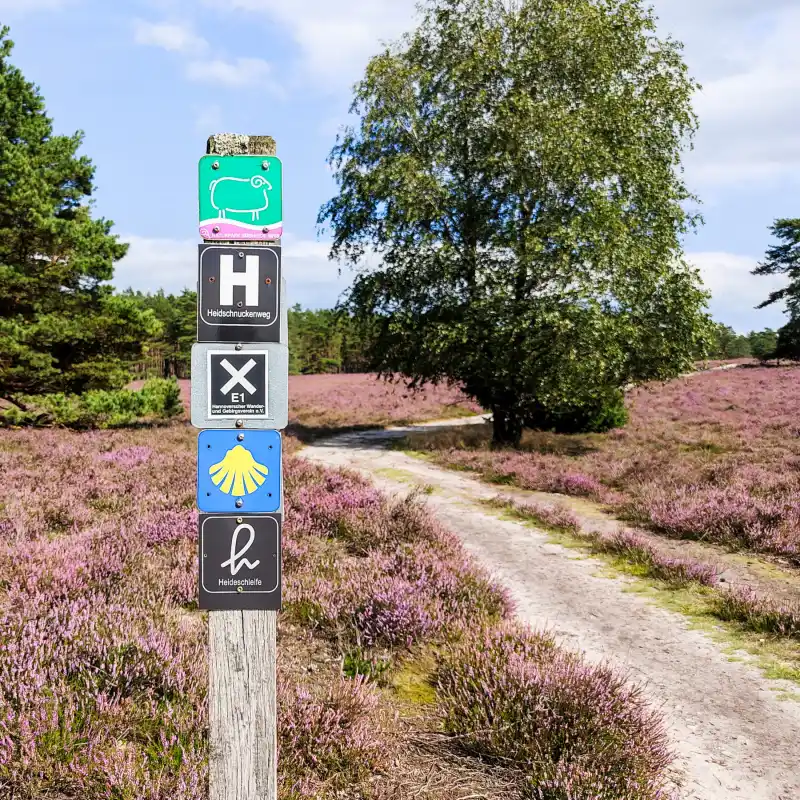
208,349 -> 268,418
199,514 -> 281,610
197,244 -> 281,343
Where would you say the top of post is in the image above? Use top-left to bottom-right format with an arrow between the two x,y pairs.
206,134 -> 277,156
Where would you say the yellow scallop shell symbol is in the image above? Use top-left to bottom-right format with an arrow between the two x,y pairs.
208,444 -> 269,496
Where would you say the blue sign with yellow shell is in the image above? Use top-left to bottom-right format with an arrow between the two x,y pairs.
197,429 -> 281,513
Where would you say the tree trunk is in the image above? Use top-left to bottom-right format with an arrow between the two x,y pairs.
491,405 -> 523,448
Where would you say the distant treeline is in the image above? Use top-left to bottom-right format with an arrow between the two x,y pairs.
122,289 -> 788,377
708,324 -> 778,361
122,289 -> 377,377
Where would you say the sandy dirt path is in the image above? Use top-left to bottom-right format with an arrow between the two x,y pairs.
300,418 -> 800,800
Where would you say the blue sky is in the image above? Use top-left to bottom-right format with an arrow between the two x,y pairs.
2,0 -> 798,332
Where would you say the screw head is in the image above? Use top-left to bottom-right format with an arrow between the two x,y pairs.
235,499 -> 243,508
236,517 -> 243,523
237,585 -> 244,593
261,161 -> 270,170
235,419 -> 244,428
237,433 -> 244,441
237,301 -> 243,308
212,226 -> 220,233
238,252 -> 244,258
262,227 -> 270,233
212,161 -> 220,170
265,278 -> 271,285
235,343 -> 243,350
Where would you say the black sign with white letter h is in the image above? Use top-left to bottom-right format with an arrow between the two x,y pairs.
197,244 -> 281,343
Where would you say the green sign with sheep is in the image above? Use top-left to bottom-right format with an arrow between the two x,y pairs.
198,155 -> 283,241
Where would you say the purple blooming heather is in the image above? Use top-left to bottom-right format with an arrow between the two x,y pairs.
278,675 -> 392,796
98,445 -> 153,468
437,624 -> 674,800
411,367 -> 800,561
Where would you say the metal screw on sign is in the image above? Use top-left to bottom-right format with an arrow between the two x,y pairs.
212,161 -> 220,170
235,499 -> 243,508
238,252 -> 244,258
213,226 -> 220,233
237,433 -> 245,441
237,586 -> 244,593
235,419 -> 244,428
235,343 -> 243,351
261,161 -> 270,170
262,227 -> 270,233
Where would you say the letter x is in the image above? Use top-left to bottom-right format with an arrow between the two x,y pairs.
219,358 -> 257,394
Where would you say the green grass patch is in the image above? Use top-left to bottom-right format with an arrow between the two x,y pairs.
390,651 -> 438,706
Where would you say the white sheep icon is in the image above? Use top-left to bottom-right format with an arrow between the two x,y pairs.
209,175 -> 272,221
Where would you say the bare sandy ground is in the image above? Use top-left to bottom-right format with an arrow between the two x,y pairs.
300,418 -> 800,800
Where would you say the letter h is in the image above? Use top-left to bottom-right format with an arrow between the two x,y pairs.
219,254 -> 260,307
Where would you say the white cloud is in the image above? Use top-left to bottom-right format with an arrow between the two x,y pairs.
208,0 -> 800,189
687,250 -> 789,332
113,235 -> 196,295
132,19 -> 208,55
111,234 -> 352,309
185,57 -> 278,90
211,0 -> 416,89
652,3 -> 800,188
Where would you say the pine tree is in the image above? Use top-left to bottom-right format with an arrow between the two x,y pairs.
0,27 -> 159,403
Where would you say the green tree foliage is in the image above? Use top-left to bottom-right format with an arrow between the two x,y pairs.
123,293 -> 378,377
706,324 -> 778,361
710,324 -> 750,359
773,317 -> 800,362
753,218 -> 800,362
753,218 -> 800,318
319,0 -> 712,446
0,378 -> 183,429
747,328 -> 777,361
121,288 -> 196,376
287,305 -> 377,374
0,28 -> 158,403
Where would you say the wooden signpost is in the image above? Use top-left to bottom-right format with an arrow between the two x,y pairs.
193,134 -> 286,800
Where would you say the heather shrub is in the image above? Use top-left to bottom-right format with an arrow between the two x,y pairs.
278,675 -> 392,797
353,573 -> 440,646
437,625 -> 673,800
589,530 -> 719,587
284,461 -> 512,649
710,587 -> 800,639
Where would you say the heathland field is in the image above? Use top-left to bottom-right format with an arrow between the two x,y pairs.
2,367 -> 799,799
0,378 -> 674,800
170,373 -> 481,433
403,366 -> 800,563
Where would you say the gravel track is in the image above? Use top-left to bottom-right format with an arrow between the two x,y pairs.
301,418 -> 800,800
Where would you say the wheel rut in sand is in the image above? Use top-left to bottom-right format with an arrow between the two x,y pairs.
300,418 -> 800,800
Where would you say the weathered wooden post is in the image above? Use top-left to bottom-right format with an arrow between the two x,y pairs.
191,134 -> 287,800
